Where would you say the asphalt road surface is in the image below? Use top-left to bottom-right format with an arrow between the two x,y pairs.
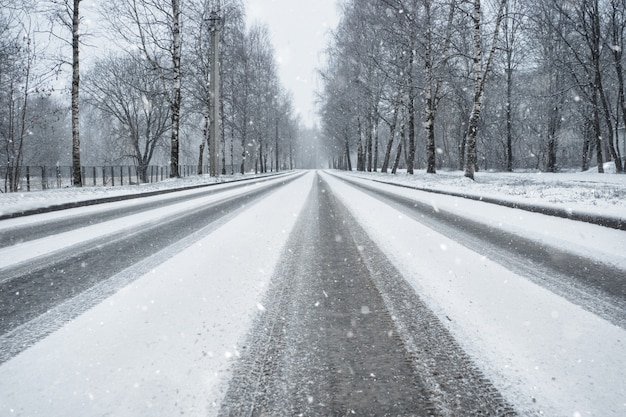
219,175 -> 515,416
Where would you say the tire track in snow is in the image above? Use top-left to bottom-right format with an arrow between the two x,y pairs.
220,173 -> 514,416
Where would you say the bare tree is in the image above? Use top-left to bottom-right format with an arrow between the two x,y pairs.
464,0 -> 507,180
102,0 -> 183,177
83,54 -> 171,182
422,0 -> 456,174
0,1 -> 55,192
46,0 -> 83,185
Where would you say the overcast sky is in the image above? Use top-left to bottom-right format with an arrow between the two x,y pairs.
246,0 -> 340,128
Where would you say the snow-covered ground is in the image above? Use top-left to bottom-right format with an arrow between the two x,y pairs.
346,165 -> 626,221
0,168 -> 625,416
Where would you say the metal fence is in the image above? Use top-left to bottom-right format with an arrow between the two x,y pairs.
1,165 -> 209,192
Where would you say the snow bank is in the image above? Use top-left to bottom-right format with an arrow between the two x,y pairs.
322,171 -> 626,417
0,172 -> 314,417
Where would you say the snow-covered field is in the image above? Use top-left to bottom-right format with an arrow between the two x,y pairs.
0,168 -> 625,416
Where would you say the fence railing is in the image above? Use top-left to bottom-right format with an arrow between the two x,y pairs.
1,165 -> 214,192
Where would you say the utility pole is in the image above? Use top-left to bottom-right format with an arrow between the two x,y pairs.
208,8 -> 222,177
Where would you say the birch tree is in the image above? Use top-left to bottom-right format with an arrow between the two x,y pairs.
47,0 -> 83,185
608,0 -> 626,166
422,0 -> 456,173
464,0 -> 507,180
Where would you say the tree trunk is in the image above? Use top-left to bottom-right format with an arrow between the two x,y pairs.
357,117 -> 364,171
424,0 -> 436,174
592,90 -> 604,173
240,116 -> 247,175
391,137 -> 403,175
169,0 -> 182,178
425,94 -> 436,174
406,76 -> 416,174
423,0 -> 454,175
366,110 -> 373,172
545,73 -> 563,173
546,115 -> 558,173
230,121 -> 235,175
71,0 -> 82,186
505,67 -> 513,172
582,118 -> 592,171
198,142 -> 205,175
221,99 -> 226,175
373,118 -> 379,172
275,116 -> 280,172
545,72 -> 562,173
504,0 -> 513,172
459,130 -> 467,171
344,133 -> 352,171
464,0 -> 507,180
381,98 -> 401,173
381,129 -> 396,174
599,82 -> 621,172
392,123 -> 405,174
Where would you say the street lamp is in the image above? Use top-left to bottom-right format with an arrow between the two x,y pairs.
208,9 -> 222,177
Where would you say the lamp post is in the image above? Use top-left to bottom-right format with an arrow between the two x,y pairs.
208,10 -> 222,177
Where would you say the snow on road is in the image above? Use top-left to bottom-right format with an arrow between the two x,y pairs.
0,169 -> 625,416
0,175 -> 290,270
321,171 -> 626,417
0,172 -> 314,417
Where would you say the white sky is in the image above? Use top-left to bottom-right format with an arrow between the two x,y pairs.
245,0 -> 340,127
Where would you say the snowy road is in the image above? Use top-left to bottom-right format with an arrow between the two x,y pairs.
0,170 -> 625,417
0,172 -> 303,356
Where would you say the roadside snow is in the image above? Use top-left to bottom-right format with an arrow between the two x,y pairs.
322,171 -> 626,417
347,168 -> 626,220
0,172 -> 280,218
2,168 -> 625,222
0,172 -> 314,417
